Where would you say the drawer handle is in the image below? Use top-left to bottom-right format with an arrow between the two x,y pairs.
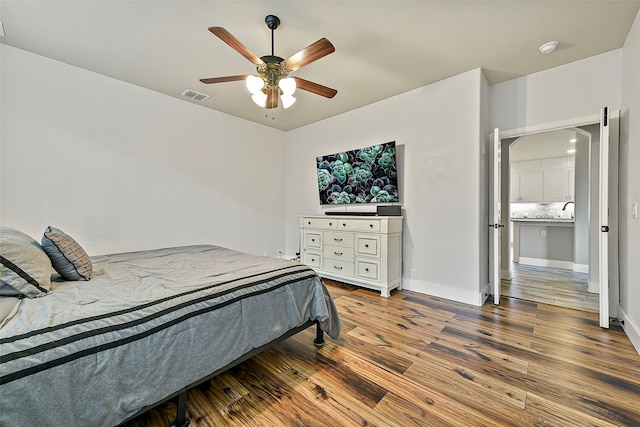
365,268 -> 369,272
311,258 -> 315,262
334,251 -> 343,256
342,223 -> 346,227
334,265 -> 343,270
311,239 -> 315,242
329,222 -> 332,226
365,244 -> 369,248
334,238 -> 343,242
369,224 -> 374,228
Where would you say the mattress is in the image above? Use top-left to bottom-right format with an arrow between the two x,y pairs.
0,245 -> 340,427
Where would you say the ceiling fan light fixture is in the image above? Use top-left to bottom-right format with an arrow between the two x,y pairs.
278,77 -> 296,95
539,40 -> 559,54
252,92 -> 267,107
246,75 -> 264,94
281,94 -> 296,109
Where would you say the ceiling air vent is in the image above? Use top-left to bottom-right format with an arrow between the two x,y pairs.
181,89 -> 209,102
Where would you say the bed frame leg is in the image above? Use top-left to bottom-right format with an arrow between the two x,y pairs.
170,390 -> 190,427
314,321 -> 325,347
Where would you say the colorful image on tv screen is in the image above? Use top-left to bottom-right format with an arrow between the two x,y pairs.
316,141 -> 398,205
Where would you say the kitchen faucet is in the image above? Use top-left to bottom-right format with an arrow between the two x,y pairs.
562,201 -> 574,210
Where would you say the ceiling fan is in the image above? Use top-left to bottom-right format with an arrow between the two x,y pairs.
200,15 -> 337,109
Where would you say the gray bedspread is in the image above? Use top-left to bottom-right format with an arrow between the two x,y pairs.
0,245 -> 340,427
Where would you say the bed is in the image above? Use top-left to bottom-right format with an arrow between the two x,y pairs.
0,241 -> 340,427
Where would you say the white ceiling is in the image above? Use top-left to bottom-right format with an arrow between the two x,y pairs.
510,129 -> 587,162
1,1 -> 639,131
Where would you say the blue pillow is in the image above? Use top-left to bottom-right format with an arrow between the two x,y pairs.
41,226 -> 92,281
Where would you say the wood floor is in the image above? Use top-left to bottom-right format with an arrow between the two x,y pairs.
502,262 -> 599,313
122,280 -> 640,427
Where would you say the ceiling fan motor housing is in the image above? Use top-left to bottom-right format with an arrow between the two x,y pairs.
265,15 -> 280,30
258,55 -> 290,91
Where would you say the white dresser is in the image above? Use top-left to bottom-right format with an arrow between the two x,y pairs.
299,215 -> 403,297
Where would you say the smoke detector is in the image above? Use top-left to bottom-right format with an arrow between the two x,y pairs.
539,41 -> 559,54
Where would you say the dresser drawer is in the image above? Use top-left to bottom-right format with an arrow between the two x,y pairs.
336,219 -> 381,232
304,231 -> 322,248
357,260 -> 380,282
302,217 -> 338,229
325,259 -> 354,277
304,252 -> 321,268
356,235 -> 380,256
323,245 -> 355,261
325,231 -> 354,247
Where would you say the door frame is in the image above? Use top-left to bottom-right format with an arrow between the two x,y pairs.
494,112 -> 619,325
489,129 -> 502,304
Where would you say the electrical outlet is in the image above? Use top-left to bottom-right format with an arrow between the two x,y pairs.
540,230 -> 547,238
633,202 -> 638,219
410,268 -> 417,279
263,250 -> 269,257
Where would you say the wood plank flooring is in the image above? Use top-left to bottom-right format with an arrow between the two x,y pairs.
122,280 -> 640,427
502,262 -> 599,312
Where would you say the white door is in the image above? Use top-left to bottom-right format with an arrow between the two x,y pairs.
489,128 -> 502,304
599,107 -> 610,328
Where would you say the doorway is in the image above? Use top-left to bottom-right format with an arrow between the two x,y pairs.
502,127 -> 595,312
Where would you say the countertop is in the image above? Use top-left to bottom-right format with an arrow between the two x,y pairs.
510,218 -> 575,224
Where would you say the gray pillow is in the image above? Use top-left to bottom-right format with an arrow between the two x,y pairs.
0,226 -> 52,298
42,226 -> 92,281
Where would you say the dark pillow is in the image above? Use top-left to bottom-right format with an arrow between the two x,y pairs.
41,226 -> 92,281
0,226 -> 52,298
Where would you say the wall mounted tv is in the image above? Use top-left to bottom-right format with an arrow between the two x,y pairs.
316,141 -> 399,205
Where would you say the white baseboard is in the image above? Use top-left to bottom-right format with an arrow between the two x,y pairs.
588,281 -> 599,294
519,257 -> 574,270
573,263 -> 589,273
402,278 -> 487,306
618,305 -> 640,356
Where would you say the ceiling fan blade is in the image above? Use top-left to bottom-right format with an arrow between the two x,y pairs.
266,87 -> 279,109
283,38 -> 335,72
293,77 -> 338,99
199,75 -> 250,84
209,27 -> 264,66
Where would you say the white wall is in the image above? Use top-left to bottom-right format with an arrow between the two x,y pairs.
0,45 -> 286,257
574,134 -> 590,267
284,69 -> 488,304
619,10 -> 640,352
490,50 -> 622,131
478,72 -> 490,299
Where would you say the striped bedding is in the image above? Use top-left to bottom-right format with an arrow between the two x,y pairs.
0,245 -> 340,427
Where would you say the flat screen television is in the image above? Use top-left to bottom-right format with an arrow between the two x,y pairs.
316,141 -> 399,205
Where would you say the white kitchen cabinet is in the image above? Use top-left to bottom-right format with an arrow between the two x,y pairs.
511,169 -> 543,202
300,215 -> 403,297
511,156 -> 574,203
543,168 -> 574,202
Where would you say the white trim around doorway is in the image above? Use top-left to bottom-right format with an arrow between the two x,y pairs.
499,113 -> 601,139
